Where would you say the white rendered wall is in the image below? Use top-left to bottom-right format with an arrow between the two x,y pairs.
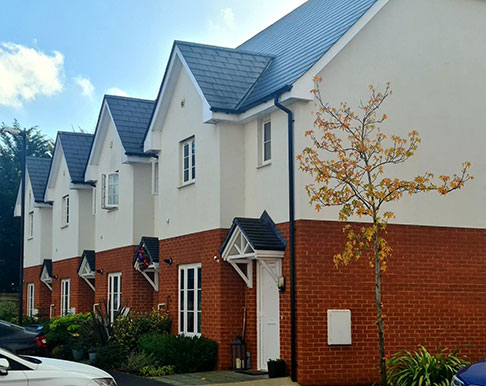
50,153 -> 82,261
156,67 -> 222,239
132,163 -> 154,243
293,0 -> 486,229
94,119 -> 134,251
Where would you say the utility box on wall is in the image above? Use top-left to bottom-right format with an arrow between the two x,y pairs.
327,309 -> 352,345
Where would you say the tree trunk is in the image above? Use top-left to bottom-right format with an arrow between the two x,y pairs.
374,230 -> 387,386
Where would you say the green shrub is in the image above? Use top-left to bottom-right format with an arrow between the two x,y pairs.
46,313 -> 92,355
120,351 -> 157,375
0,301 -> 17,322
387,346 -> 470,386
94,344 -> 123,370
113,310 -> 171,355
140,365 -> 175,377
139,333 -> 218,373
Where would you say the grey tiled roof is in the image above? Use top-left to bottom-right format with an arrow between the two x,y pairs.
175,41 -> 274,111
171,0 -> 376,113
237,0 -> 377,109
26,157 -> 51,203
78,250 -> 96,273
58,132 -> 94,184
220,211 -> 287,253
104,95 -> 155,155
134,236 -> 159,264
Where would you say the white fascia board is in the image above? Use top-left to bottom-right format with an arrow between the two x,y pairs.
14,183 -> 21,217
209,92 -> 306,124
86,101 -> 109,168
255,250 -> 285,259
34,202 -> 52,208
121,154 -> 154,164
44,140 -> 64,202
292,0 -> 391,97
69,183 -> 92,190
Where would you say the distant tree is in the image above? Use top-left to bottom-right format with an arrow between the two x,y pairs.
0,120 -> 54,293
298,80 -> 473,386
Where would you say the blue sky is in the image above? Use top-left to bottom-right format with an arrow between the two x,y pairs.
0,0 -> 305,139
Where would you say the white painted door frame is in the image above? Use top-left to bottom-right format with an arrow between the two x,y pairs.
257,259 -> 281,371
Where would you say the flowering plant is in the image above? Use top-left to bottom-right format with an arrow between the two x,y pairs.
135,246 -> 151,271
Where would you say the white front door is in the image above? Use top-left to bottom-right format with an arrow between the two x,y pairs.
257,260 -> 280,371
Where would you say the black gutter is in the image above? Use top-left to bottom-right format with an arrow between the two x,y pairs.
274,94 -> 297,383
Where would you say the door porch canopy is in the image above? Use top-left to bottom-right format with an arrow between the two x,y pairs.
78,250 -> 96,291
40,259 -> 53,290
219,211 -> 287,288
133,236 -> 159,291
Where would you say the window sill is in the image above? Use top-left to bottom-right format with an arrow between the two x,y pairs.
103,207 -> 119,212
178,181 -> 195,189
257,161 -> 272,169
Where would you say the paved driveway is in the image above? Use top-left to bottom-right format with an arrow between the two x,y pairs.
110,371 -> 171,386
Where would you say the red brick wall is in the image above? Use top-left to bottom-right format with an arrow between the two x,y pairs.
23,265 -> 52,319
95,245 -> 156,313
292,220 -> 486,386
52,257 -> 94,316
158,229 -> 249,370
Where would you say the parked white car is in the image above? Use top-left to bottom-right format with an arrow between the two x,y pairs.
0,347 -> 116,385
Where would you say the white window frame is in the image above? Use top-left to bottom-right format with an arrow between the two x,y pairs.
61,195 -> 69,227
262,120 -> 271,164
27,283 -> 35,317
108,272 -> 122,323
60,279 -> 70,316
102,172 -> 119,209
178,263 -> 201,337
152,160 -> 159,195
181,137 -> 195,185
28,210 -> 34,239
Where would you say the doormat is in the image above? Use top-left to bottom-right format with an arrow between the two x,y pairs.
235,369 -> 268,376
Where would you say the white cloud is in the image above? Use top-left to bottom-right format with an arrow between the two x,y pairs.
105,87 -> 127,97
74,75 -> 95,98
0,42 -> 64,108
209,8 -> 236,32
221,8 -> 235,29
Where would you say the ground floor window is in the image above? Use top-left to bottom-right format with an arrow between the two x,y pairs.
108,272 -> 121,323
179,263 -> 201,336
27,283 -> 34,317
61,279 -> 70,316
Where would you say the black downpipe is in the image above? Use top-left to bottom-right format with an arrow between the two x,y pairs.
274,95 -> 296,382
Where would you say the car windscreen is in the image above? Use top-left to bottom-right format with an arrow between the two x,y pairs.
19,355 -> 42,364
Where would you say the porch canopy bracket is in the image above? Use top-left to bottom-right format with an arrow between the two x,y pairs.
78,250 -> 96,291
133,236 -> 160,291
220,211 -> 287,288
40,259 -> 53,291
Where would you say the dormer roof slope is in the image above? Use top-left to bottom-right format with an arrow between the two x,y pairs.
57,132 -> 94,184
104,95 -> 155,156
175,41 -> 274,112
26,157 -> 51,203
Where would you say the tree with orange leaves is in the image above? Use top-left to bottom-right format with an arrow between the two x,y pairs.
297,79 -> 473,386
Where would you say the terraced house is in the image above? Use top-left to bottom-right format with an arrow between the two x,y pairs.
17,0 -> 486,385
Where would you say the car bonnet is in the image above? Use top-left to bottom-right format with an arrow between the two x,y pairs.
32,356 -> 112,378
457,360 -> 486,385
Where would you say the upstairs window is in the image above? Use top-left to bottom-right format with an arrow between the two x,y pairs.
263,120 -> 271,163
152,161 -> 159,195
28,211 -> 34,239
61,195 -> 69,227
181,137 -> 195,185
102,172 -> 119,209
